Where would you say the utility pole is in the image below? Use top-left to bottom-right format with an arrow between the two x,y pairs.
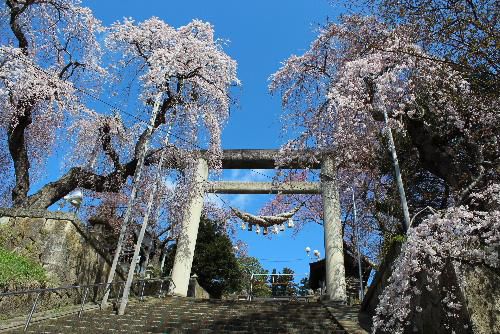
118,115 -> 174,315
383,110 -> 410,233
352,188 -> 364,302
101,92 -> 163,308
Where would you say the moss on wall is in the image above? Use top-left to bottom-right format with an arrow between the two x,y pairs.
0,247 -> 47,290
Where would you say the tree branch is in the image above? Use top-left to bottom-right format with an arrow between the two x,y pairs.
6,0 -> 33,53
8,100 -> 33,206
23,158 -> 137,209
22,139 -> 182,209
58,60 -> 83,79
99,123 -> 121,170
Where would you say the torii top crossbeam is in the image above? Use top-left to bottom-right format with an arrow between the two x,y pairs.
198,149 -> 323,194
206,149 -> 321,169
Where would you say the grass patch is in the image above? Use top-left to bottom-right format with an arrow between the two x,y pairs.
0,247 -> 47,289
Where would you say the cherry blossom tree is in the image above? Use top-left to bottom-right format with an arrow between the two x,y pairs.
1,0 -> 104,207
0,1 -> 239,210
375,0 -> 498,77
270,10 -> 498,333
372,184 -> 499,333
271,12 -> 497,231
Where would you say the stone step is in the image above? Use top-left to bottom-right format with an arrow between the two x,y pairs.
7,298 -> 347,334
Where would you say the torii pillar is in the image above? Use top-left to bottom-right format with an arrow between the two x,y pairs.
170,157 -> 208,296
321,155 -> 347,301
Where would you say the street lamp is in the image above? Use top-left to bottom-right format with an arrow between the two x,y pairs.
313,250 -> 320,260
63,190 -> 83,212
305,247 -> 321,262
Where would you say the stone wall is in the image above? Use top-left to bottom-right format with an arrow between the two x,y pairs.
361,242 -> 500,334
0,208 -> 124,288
457,263 -> 500,334
0,208 -> 129,320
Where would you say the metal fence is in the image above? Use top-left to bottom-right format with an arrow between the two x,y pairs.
0,277 -> 174,332
249,273 -> 314,301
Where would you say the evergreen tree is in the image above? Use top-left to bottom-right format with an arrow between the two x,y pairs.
164,217 -> 241,298
298,277 -> 310,296
236,256 -> 271,297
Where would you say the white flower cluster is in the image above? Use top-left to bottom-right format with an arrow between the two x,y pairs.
0,46 -> 81,165
372,184 -> 500,333
271,15 -> 499,173
106,17 -> 239,168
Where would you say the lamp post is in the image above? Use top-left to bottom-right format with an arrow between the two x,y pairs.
101,92 -> 163,309
305,246 -> 321,262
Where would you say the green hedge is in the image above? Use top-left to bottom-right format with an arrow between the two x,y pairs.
0,247 -> 47,289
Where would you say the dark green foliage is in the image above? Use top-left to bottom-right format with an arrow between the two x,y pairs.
298,277 -> 310,296
270,267 -> 297,296
236,256 -> 271,297
0,247 -> 47,289
164,217 -> 241,298
191,218 -> 241,298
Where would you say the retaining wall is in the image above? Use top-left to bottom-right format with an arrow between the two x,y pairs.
0,208 -> 126,320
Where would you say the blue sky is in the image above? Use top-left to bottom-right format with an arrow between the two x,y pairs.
80,0 -> 341,279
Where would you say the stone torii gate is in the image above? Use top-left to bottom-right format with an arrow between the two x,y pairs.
170,149 -> 346,301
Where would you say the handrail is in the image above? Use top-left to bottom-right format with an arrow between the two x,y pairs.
0,277 -> 172,297
248,273 -> 308,301
0,277 -> 174,332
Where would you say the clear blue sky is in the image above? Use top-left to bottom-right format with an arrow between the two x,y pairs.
80,0 -> 341,279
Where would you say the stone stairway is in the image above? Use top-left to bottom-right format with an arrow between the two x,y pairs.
9,297 -> 348,333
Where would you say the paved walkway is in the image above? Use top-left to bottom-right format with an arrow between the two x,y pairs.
322,302 -> 369,334
5,298 -> 349,334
